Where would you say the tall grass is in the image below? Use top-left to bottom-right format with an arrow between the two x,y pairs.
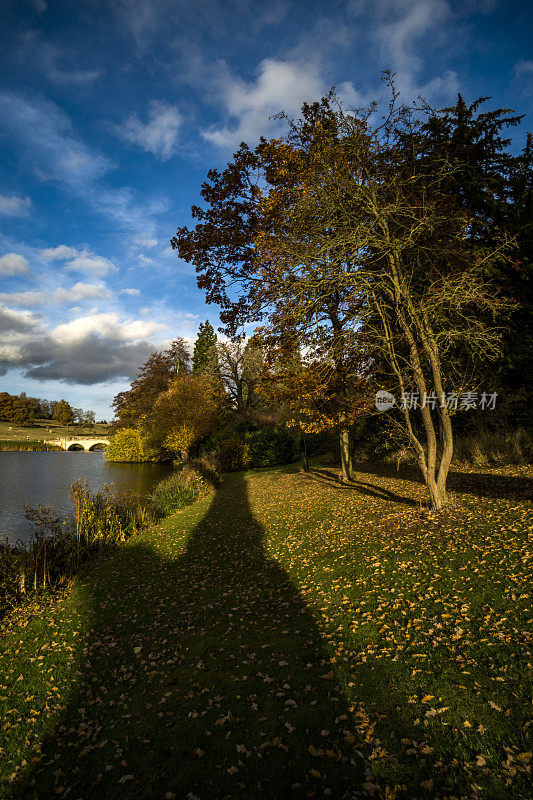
453,427 -> 532,466
0,480 -> 154,619
149,466 -> 211,516
0,440 -> 62,451
1,461 -> 221,619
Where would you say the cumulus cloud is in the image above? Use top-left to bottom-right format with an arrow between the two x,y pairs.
20,336 -> 157,384
0,253 -> 31,275
116,101 -> 182,160
0,282 -> 111,307
0,307 -> 169,384
39,245 -> 117,276
0,194 -> 31,217
0,303 -> 39,333
50,312 -> 166,345
65,252 -> 117,277
201,58 -> 325,148
41,245 -> 80,260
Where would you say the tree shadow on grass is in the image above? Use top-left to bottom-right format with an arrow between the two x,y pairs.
14,475 -> 369,800
308,468 -> 417,507
352,462 -> 533,503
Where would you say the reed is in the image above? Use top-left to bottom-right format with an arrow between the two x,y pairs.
0,480 -> 154,618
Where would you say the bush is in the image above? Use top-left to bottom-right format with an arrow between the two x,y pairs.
149,467 -> 211,516
216,436 -> 249,472
105,428 -> 161,462
453,428 -> 533,466
244,426 -> 297,468
188,456 -> 221,487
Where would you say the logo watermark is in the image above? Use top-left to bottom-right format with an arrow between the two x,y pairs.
375,390 -> 498,412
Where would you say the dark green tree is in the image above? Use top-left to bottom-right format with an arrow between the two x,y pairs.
192,320 -> 218,374
53,399 -> 74,429
412,95 -> 532,421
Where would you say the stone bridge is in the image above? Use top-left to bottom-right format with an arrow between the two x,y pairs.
49,437 -> 110,451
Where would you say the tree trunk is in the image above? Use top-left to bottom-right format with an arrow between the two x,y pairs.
300,430 -> 310,472
339,414 -> 352,481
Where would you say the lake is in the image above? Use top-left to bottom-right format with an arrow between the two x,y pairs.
0,451 -> 173,546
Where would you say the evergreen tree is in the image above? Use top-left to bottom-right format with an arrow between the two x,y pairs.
192,320 -> 218,373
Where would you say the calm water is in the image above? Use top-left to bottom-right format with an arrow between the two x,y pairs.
0,451 -> 172,545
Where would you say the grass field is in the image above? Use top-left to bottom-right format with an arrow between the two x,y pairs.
0,462 -> 531,799
0,420 -> 110,444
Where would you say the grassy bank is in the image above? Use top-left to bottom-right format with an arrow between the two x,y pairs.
0,463 -> 531,799
0,440 -> 62,451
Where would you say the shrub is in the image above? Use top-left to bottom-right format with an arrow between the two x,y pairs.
244,426 -> 297,468
453,428 -> 533,466
216,436 -> 249,472
105,428 -> 161,462
149,467 -> 211,516
188,456 -> 221,487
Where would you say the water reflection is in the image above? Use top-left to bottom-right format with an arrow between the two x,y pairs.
0,452 -> 172,545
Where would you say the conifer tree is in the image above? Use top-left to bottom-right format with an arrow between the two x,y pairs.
192,320 -> 218,374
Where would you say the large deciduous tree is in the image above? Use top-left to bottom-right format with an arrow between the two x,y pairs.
217,337 -> 265,418
149,373 -> 222,461
172,95 -> 370,480
112,338 -> 190,428
254,88 -> 510,509
53,399 -> 74,430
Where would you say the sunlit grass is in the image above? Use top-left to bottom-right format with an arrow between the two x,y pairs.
0,462 -> 531,798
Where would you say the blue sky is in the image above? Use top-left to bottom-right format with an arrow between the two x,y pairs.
0,0 -> 531,419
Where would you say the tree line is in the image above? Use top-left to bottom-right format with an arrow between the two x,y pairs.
108,322 -> 294,467
0,392 -> 96,429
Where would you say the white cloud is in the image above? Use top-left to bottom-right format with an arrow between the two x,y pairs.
116,101 -> 182,160
54,282 -> 111,303
48,68 -> 102,86
253,1 -> 291,31
137,254 -> 154,267
0,303 -> 39,333
120,288 -> 141,296
65,251 -> 117,277
0,282 -> 110,307
0,92 -> 110,187
0,194 -> 31,217
39,245 -> 116,276
41,245 -> 79,260
348,0 -> 459,101
0,92 -> 165,237
201,58 -> 325,148
51,312 -> 167,345
133,234 -> 158,249
0,253 -> 31,275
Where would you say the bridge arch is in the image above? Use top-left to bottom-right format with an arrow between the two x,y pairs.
67,443 -> 85,451
88,442 -> 106,451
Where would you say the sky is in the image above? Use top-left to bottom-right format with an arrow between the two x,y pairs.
0,0 -> 531,419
